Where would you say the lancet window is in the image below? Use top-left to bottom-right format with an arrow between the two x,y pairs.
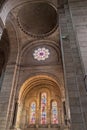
29,92 -> 59,126
51,101 -> 58,124
41,92 -> 47,124
30,102 -> 36,124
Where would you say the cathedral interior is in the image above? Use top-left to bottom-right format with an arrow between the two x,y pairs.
0,0 -> 87,130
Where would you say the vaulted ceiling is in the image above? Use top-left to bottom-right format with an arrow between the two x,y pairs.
0,0 -> 68,11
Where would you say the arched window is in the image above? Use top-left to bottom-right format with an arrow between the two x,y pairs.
29,93 -> 59,126
51,101 -> 58,124
30,102 -> 36,124
41,92 -> 47,124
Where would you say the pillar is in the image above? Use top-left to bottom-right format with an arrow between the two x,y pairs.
15,102 -> 23,128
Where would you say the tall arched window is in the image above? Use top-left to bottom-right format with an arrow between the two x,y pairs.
51,101 -> 58,124
41,92 -> 47,124
30,102 -> 36,124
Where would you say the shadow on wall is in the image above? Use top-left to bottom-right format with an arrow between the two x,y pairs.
0,29 -> 10,90
0,0 -> 6,10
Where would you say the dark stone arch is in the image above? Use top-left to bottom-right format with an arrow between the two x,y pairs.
0,0 -> 6,9
0,13 -> 19,130
0,29 -> 10,90
0,51 -> 5,76
0,29 -> 10,60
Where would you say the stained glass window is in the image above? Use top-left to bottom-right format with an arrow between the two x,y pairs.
41,92 -> 47,124
52,101 -> 58,124
33,48 -> 50,61
30,102 -> 36,124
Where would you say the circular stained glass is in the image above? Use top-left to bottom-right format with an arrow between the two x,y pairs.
33,48 -> 50,61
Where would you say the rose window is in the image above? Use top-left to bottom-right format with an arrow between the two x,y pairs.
33,48 -> 50,61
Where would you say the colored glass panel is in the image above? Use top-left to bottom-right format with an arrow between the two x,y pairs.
30,102 -> 36,124
41,92 -> 47,124
33,48 -> 50,61
52,101 -> 58,124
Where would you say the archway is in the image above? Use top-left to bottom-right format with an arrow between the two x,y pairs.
16,75 -> 65,129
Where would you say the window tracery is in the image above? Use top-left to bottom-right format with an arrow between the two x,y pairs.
33,48 -> 50,61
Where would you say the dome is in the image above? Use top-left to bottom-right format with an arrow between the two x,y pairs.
17,2 -> 58,37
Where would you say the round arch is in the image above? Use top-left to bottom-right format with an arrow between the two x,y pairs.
15,75 -> 65,129
18,75 -> 62,103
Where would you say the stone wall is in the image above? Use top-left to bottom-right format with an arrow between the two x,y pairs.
59,2 -> 87,130
68,0 -> 87,128
0,16 -> 19,130
68,0 -> 87,75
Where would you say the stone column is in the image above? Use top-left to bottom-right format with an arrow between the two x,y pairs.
21,108 -> 27,129
59,107 -> 62,124
0,64 -> 17,130
48,108 -> 51,127
36,107 -> 39,127
15,102 -> 23,128
0,15 -> 18,130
